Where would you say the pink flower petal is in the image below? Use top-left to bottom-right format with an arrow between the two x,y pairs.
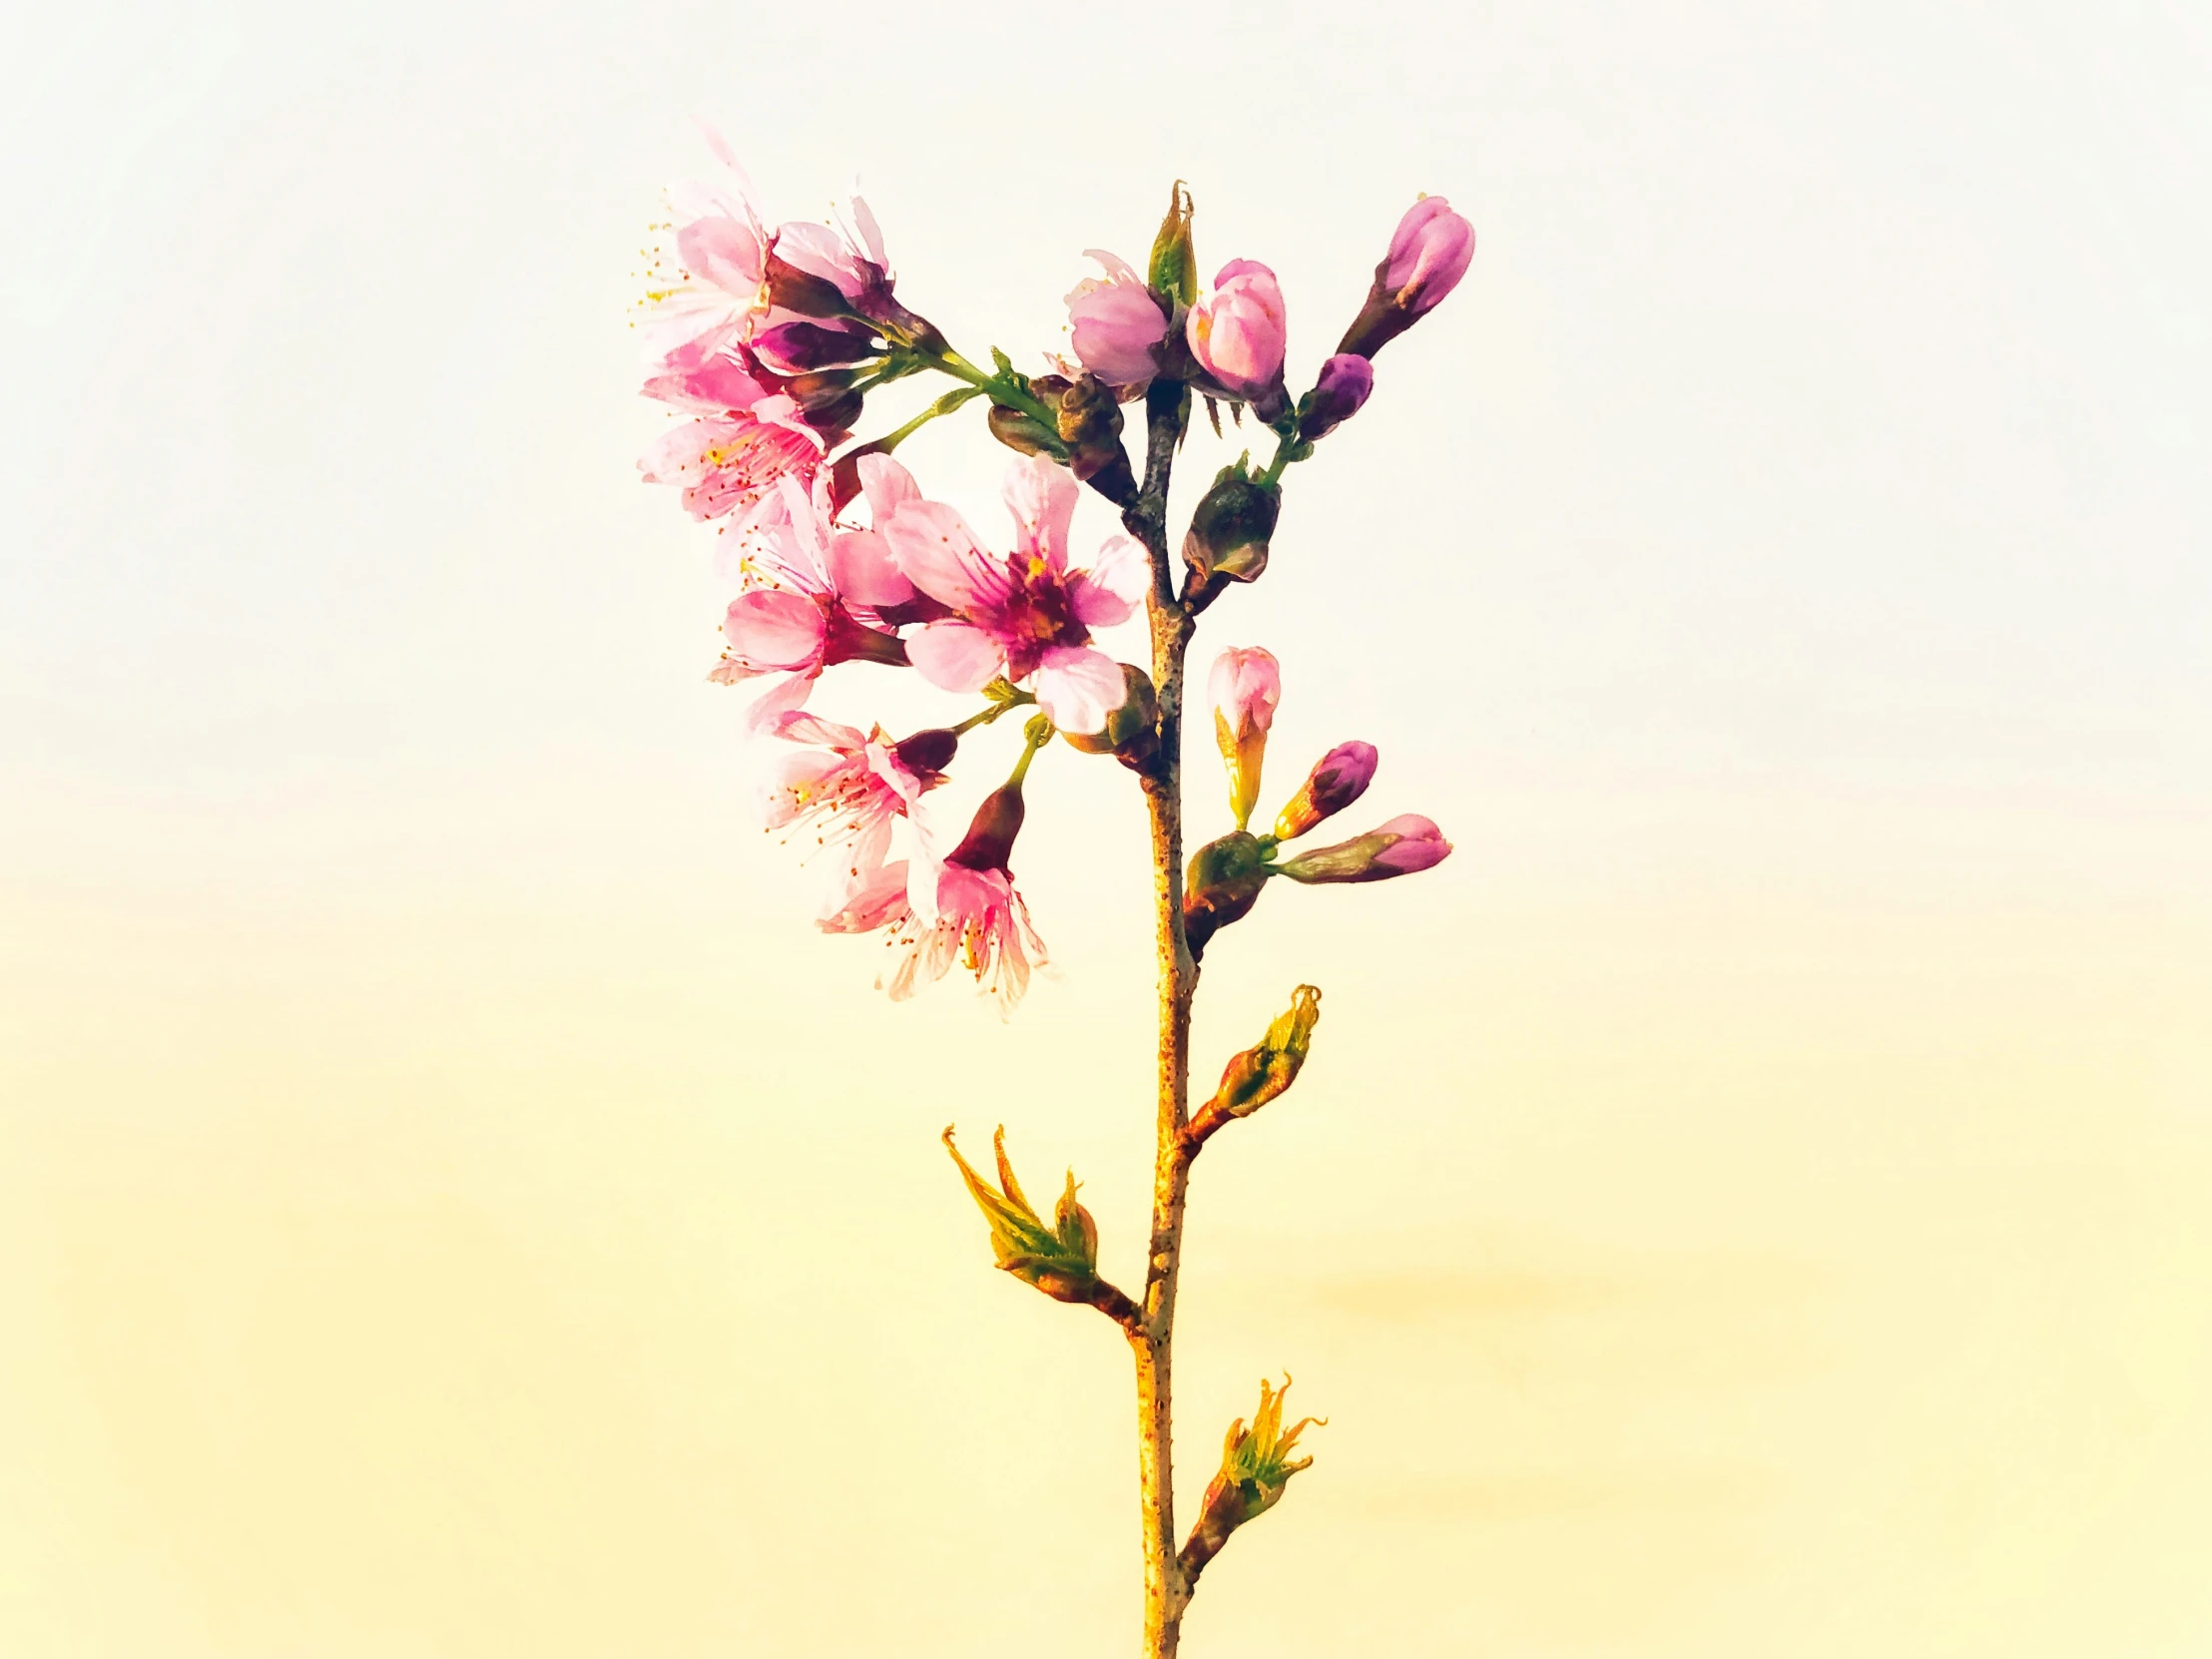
742,671 -> 817,734
1033,646 -> 1126,734
1067,534 -> 1149,627
881,500 -> 1002,610
827,527 -> 915,607
856,453 -> 920,518
1001,453 -> 1079,571
723,589 -> 826,672
906,620 -> 1007,693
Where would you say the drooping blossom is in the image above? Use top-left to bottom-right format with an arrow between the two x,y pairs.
640,390 -> 827,529
879,454 -> 1148,734
1337,196 -> 1475,359
1186,260 -> 1288,408
1064,251 -> 1169,395
1209,646 -> 1282,828
1297,353 -> 1375,443
758,712 -> 951,891
712,471 -> 912,729
1273,741 -> 1379,839
633,129 -> 772,364
1275,813 -> 1452,883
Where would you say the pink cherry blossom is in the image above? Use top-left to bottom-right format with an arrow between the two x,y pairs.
712,472 -> 911,729
1065,251 -> 1169,394
759,712 -> 943,889
878,454 -> 1148,734
1186,260 -> 1288,404
634,130 -> 772,363
772,197 -> 891,304
640,395 -> 826,528
889,864 -> 1048,1012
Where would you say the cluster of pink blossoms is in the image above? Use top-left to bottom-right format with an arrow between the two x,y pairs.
638,145 -> 1474,1009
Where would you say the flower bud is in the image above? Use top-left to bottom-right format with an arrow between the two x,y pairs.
1060,664 -> 1158,772
1188,985 -> 1321,1146
1273,741 -> 1379,839
1067,252 -> 1170,393
1296,353 -> 1375,443
1336,196 -> 1475,360
1186,260 -> 1288,413
1054,373 -> 1139,505
942,1126 -> 1102,1305
1181,1377 -> 1324,1584
1210,646 -> 1282,830
1182,459 -> 1281,587
1147,181 -> 1198,309
753,319 -> 877,373
1182,830 -> 1272,961
1275,813 -> 1451,883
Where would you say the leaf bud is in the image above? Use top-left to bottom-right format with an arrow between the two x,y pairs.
942,1126 -> 1101,1304
1273,742 -> 1379,840
1148,181 -> 1198,310
1182,457 -> 1281,587
1209,985 -> 1321,1124
1180,1377 -> 1324,1584
1182,830 -> 1272,962
1054,372 -> 1139,505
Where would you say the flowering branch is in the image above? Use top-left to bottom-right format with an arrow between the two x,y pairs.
633,146 -> 1473,1655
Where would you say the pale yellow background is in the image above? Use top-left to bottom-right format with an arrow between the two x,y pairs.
5,2 -> 2210,1654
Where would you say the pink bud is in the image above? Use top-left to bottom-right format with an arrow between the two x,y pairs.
1381,198 -> 1474,317
1297,353 -> 1374,442
1066,252 -> 1169,392
1275,813 -> 1452,884
1186,260 -> 1288,404
1209,646 -> 1282,830
1273,740 -> 1379,839
753,320 -> 877,373
1337,197 -> 1476,360
1369,814 -> 1452,875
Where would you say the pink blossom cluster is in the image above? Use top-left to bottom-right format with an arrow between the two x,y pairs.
637,144 -> 1474,1008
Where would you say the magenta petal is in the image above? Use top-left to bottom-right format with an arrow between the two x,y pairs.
1033,646 -> 1125,734
907,621 -> 1006,693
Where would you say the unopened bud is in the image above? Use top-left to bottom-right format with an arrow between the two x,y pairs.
1060,664 -> 1158,772
942,1126 -> 1101,1303
1297,353 -> 1375,443
1275,813 -> 1451,883
1273,741 -> 1379,839
1055,373 -> 1139,504
1148,181 -> 1198,309
1181,1377 -> 1324,1584
1209,646 -> 1282,830
1336,196 -> 1475,360
1182,459 -> 1280,587
1183,830 -> 1272,961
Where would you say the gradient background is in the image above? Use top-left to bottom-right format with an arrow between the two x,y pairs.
5,2 -> 2210,1654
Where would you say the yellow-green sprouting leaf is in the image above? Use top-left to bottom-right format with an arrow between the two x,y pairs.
943,1126 -> 1100,1301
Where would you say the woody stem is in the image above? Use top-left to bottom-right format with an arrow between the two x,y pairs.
1126,375 -> 1196,1656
